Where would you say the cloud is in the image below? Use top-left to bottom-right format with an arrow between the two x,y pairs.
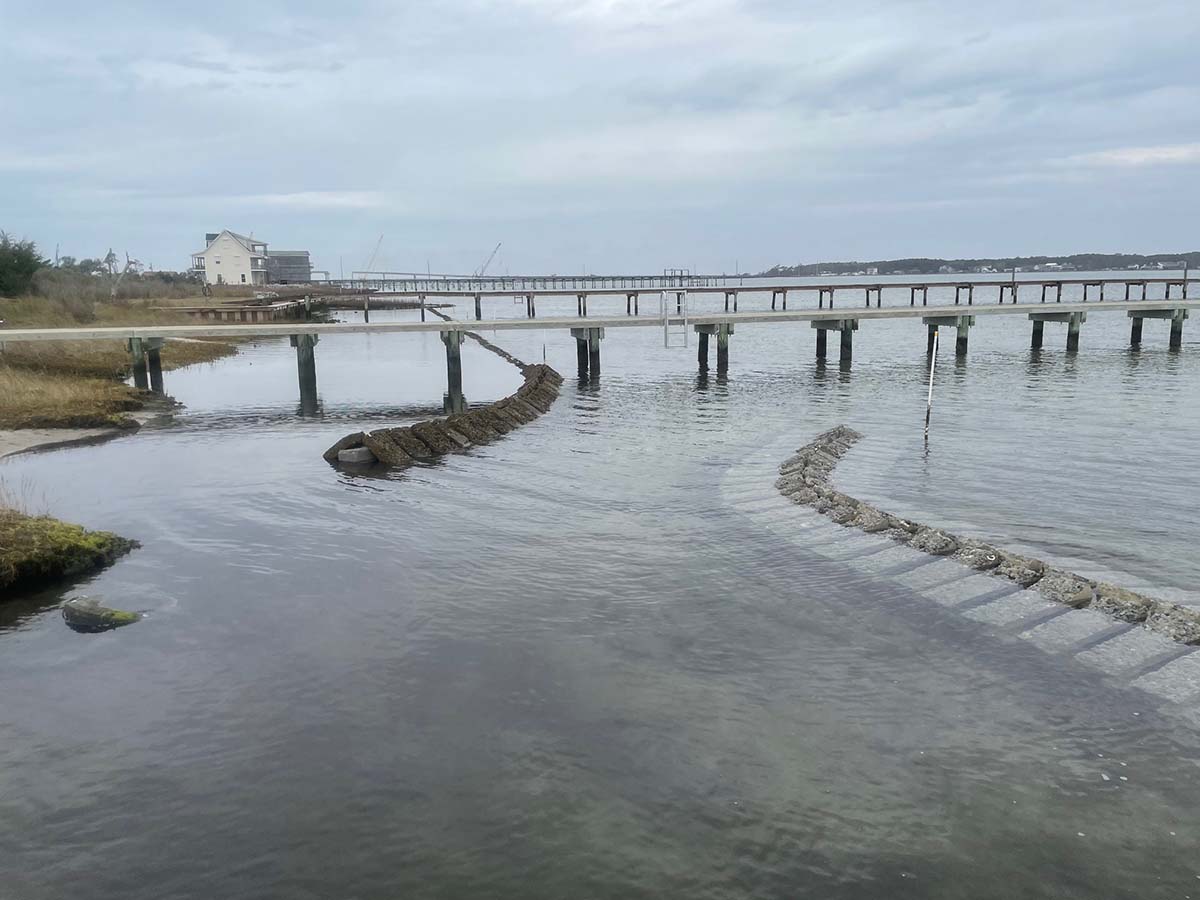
1063,143 -> 1200,168
241,192 -> 387,210
2,0 -> 1199,271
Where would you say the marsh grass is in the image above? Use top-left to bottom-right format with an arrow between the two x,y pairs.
0,365 -> 144,429
0,506 -> 138,596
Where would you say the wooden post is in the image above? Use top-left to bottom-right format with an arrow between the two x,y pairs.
840,321 -> 854,359
1066,312 -> 1082,351
697,330 -> 709,371
1130,317 -> 1143,347
1170,310 -> 1186,350
291,333 -> 319,415
474,294 -> 482,320
127,338 -> 149,390
716,324 -> 731,372
588,328 -> 601,376
927,324 -> 937,355
575,334 -> 589,377
147,342 -> 164,394
817,328 -> 828,359
363,295 -> 370,323
955,317 -> 970,356
1031,320 -> 1044,349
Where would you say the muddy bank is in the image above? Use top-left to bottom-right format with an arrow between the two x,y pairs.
777,426 -> 1200,646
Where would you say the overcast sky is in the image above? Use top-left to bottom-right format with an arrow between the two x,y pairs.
3,0 -> 1198,275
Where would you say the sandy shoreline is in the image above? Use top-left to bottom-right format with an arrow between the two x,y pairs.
0,426 -> 131,459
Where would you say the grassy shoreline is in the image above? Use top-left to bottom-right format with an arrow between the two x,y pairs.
1,295 -> 238,429
0,508 -> 137,598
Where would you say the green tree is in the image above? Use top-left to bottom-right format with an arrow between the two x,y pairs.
0,232 -> 48,296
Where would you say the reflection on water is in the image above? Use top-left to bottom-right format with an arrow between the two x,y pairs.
1,281 -> 1199,898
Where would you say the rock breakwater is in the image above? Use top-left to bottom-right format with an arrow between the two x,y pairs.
324,363 -> 562,469
777,426 -> 1200,646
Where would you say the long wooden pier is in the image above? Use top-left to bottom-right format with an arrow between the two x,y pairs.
2,279 -> 1194,412
326,270 -> 730,292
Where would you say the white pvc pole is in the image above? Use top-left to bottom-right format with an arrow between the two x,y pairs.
924,328 -> 939,439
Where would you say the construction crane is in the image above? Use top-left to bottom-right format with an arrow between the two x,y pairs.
474,242 -> 502,277
363,234 -> 384,272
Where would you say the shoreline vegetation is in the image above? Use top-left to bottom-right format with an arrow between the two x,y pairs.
759,251 -> 1199,278
1,294 -> 238,431
778,426 -> 1200,646
0,507 -> 137,599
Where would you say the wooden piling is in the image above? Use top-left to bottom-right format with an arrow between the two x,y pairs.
1032,320 -> 1044,349
1066,312 -> 1082,351
1130,317 -> 1143,347
1170,310 -> 1185,349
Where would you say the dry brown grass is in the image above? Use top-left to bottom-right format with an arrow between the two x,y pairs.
0,365 -> 144,429
1,338 -> 236,379
0,295 -> 240,430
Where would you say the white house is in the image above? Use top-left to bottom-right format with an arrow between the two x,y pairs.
190,231 -> 270,286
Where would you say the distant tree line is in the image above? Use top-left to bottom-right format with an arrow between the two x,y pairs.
0,229 -> 202,303
760,252 -> 1200,278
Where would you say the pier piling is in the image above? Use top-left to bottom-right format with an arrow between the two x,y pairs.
1171,309 -> 1187,349
717,324 -> 732,372
571,327 -> 603,379
127,338 -> 149,390
1130,317 -> 1143,347
1032,320 -> 1045,349
146,338 -> 164,394
1067,312 -> 1082,351
290,333 -> 319,414
697,330 -> 709,371
441,330 -> 465,413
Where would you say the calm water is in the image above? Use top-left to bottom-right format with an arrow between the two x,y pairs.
2,274 -> 1199,898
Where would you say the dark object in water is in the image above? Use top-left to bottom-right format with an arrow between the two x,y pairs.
62,597 -> 141,633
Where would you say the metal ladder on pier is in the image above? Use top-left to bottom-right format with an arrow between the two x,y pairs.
660,289 -> 689,348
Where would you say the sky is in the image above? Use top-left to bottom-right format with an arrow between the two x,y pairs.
2,0 -> 1199,275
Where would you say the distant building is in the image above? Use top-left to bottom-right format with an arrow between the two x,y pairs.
190,232 -> 313,286
191,231 -> 269,286
267,251 -> 312,284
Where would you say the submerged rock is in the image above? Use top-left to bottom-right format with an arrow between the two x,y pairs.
322,432 -> 366,463
1091,583 -> 1155,623
362,430 -> 415,467
994,552 -> 1045,588
62,597 -> 140,633
908,527 -> 959,556
955,540 -> 1003,571
337,446 -> 376,465
1145,604 -> 1200,645
1037,568 -> 1095,609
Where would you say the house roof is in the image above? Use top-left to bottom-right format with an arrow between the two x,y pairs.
192,229 -> 268,256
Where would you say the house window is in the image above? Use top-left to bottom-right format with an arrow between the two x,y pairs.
240,274 -> 246,283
